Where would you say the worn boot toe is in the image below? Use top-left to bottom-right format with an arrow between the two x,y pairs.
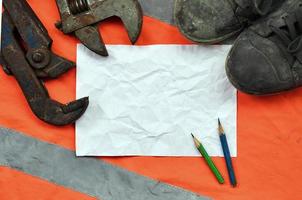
174,0 -> 242,43
226,30 -> 295,95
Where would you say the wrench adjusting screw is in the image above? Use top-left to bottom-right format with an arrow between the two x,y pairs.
68,0 -> 89,15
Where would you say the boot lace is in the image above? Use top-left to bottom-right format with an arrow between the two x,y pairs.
270,7 -> 302,62
234,0 -> 272,19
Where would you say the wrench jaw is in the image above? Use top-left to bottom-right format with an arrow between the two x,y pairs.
114,0 -> 143,45
55,0 -> 143,56
31,97 -> 89,126
75,25 -> 109,57
119,14 -> 143,45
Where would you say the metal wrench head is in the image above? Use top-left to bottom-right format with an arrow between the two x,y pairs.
2,0 -> 89,126
1,40 -> 89,126
55,0 -> 143,56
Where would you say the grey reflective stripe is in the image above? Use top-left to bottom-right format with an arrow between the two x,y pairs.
0,127 -> 211,200
139,0 -> 175,24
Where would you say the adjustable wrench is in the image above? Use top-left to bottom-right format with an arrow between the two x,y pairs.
55,0 -> 143,56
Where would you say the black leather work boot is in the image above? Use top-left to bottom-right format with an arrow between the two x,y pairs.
174,0 -> 284,43
226,0 -> 302,95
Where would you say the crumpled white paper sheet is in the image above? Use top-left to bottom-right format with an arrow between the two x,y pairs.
76,44 -> 237,157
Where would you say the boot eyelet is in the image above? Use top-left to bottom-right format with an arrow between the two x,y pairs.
281,13 -> 289,19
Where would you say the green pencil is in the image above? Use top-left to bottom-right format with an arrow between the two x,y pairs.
191,133 -> 225,184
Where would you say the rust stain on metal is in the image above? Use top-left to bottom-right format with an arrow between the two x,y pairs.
78,15 -> 96,25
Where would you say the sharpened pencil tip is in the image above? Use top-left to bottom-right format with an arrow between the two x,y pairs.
191,133 -> 201,147
218,118 -> 224,135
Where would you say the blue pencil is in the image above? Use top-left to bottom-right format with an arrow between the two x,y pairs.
218,119 -> 237,187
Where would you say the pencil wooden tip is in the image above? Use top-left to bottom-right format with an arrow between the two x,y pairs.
191,134 -> 201,147
218,118 -> 224,135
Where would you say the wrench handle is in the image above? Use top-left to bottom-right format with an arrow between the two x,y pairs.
3,0 -> 52,49
1,11 -> 50,112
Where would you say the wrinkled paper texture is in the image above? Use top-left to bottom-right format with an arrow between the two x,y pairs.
76,45 -> 237,157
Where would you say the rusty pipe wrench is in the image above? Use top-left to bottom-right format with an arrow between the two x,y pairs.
1,0 -> 89,126
55,0 -> 143,56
